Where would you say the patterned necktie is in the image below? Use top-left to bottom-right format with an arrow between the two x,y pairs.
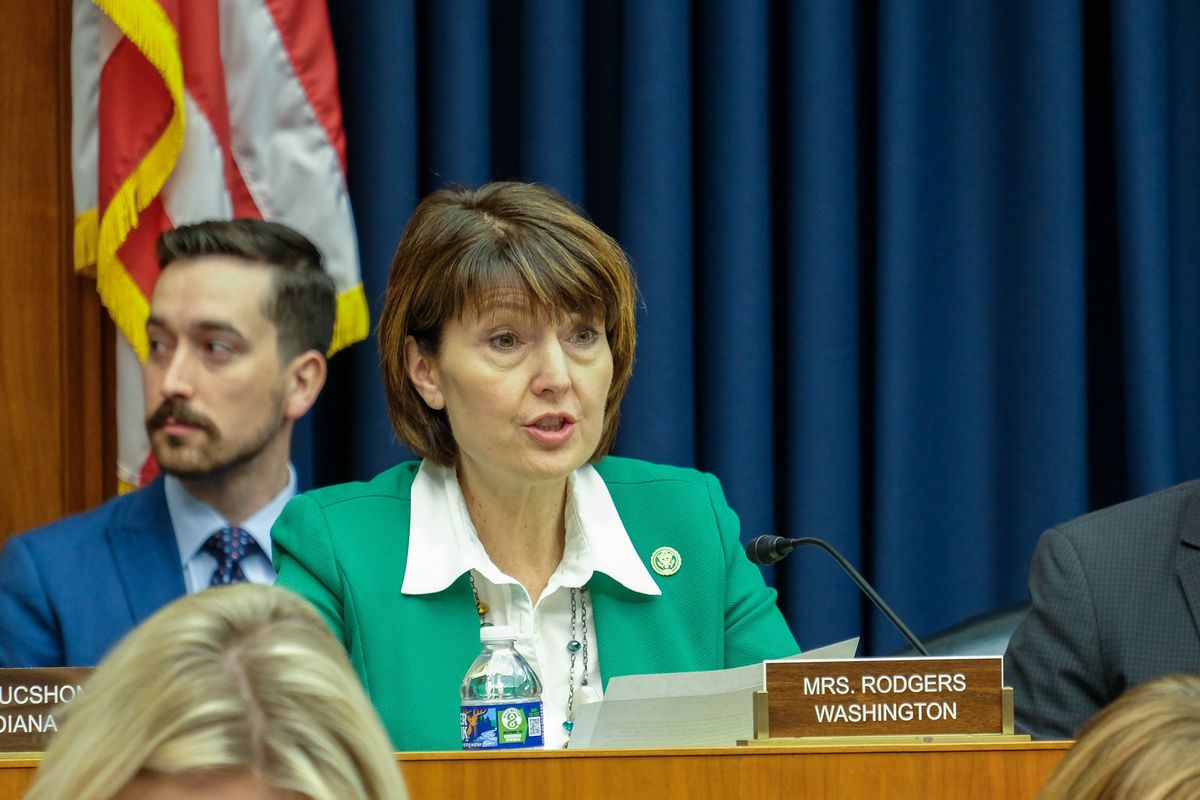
201,526 -> 259,586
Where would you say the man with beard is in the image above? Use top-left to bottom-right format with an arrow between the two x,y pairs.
0,219 -> 333,667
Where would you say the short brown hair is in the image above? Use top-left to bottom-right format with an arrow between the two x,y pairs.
378,182 -> 638,465
157,219 -> 336,359
1037,674 -> 1200,800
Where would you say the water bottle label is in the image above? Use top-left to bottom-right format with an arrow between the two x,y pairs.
461,700 -> 544,749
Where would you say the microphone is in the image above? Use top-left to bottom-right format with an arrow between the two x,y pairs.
746,535 -> 931,657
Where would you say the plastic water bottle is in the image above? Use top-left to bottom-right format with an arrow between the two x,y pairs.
460,625 -> 545,750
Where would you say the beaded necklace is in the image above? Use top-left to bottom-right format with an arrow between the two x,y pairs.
469,571 -> 590,735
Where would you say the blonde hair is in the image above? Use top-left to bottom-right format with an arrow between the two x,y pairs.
1038,674 -> 1200,800
27,584 -> 408,800
378,181 -> 639,465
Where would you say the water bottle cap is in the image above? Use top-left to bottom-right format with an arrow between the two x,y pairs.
479,624 -> 519,644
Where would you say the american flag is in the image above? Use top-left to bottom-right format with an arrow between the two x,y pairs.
71,0 -> 366,490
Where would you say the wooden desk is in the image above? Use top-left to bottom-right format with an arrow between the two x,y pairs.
1,741 -> 1070,799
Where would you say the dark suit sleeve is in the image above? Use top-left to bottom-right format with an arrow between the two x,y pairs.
0,536 -> 65,668
1004,526 -> 1107,739
705,473 -> 801,666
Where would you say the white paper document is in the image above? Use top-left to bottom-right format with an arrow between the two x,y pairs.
569,638 -> 859,749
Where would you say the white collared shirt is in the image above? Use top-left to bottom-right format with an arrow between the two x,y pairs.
403,461 -> 661,748
165,465 -> 297,592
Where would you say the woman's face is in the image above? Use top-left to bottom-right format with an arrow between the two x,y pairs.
406,291 -> 614,492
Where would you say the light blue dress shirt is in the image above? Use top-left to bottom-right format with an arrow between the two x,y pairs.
165,465 -> 297,592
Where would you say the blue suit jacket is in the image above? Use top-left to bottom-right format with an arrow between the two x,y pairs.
0,479 -> 187,667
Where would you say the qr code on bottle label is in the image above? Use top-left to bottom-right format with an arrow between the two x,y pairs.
462,701 -> 544,749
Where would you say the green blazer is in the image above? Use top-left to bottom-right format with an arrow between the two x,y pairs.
273,456 -> 799,751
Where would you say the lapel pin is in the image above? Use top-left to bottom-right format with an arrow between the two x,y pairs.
650,546 -> 682,576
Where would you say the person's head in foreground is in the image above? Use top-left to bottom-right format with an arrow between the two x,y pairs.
378,180 -> 638,476
1037,673 -> 1200,800
27,584 -> 408,800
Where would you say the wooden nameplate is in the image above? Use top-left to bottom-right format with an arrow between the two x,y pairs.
0,668 -> 92,753
745,656 -> 1026,745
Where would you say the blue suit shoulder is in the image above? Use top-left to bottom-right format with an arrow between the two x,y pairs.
4,481 -> 165,556
0,479 -> 176,667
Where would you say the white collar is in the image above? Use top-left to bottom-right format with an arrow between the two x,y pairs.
401,461 -> 661,597
165,465 -> 297,566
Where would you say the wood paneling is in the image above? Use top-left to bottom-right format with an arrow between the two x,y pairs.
1,743 -> 1072,799
0,0 -> 113,541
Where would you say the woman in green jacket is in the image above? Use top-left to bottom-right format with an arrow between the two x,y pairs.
273,181 -> 799,751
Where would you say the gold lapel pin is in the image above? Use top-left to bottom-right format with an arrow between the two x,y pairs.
650,546 -> 682,576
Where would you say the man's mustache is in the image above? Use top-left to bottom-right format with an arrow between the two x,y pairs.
145,398 -> 218,437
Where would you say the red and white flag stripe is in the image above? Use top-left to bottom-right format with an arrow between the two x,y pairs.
71,0 -> 366,490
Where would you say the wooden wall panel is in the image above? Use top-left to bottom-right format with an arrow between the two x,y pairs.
0,0 -> 113,541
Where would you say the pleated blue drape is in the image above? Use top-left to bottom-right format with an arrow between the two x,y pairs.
294,0 -> 1200,654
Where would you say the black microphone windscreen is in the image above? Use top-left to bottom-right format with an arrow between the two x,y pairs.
745,535 -> 792,565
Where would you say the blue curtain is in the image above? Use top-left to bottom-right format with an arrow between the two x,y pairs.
296,0 -> 1200,654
